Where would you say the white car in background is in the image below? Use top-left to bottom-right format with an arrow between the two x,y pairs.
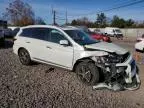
105,27 -> 123,38
135,35 -> 144,52
13,25 -> 140,91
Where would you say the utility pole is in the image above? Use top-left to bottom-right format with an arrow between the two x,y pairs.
66,10 -> 68,25
53,10 -> 56,25
51,5 -> 56,25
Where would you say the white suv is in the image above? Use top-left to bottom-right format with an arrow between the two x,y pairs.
13,25 -> 140,91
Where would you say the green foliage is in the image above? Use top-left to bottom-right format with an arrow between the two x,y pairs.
71,17 -> 98,28
125,19 -> 134,27
111,15 -> 135,28
96,13 -> 107,27
71,13 -> 144,28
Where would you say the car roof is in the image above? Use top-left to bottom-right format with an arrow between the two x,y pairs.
21,25 -> 78,31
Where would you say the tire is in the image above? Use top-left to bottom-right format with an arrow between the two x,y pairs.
18,48 -> 31,65
75,60 -> 99,85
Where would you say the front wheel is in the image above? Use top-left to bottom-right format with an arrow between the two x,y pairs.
18,49 -> 31,65
75,60 -> 99,85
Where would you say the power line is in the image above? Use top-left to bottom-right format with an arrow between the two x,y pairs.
50,0 -> 144,24
67,0 -> 144,18
100,0 -> 144,13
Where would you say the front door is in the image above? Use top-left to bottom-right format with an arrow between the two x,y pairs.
44,29 -> 74,68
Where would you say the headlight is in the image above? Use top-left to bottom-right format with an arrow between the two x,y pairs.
95,52 -> 130,64
98,53 -> 123,64
107,54 -> 122,63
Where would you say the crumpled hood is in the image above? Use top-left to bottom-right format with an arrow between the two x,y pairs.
84,42 -> 128,55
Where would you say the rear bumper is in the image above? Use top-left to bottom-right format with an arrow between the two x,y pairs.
104,38 -> 111,42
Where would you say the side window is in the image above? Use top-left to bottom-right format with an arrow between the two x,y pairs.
31,28 -> 50,41
50,29 -> 68,44
20,28 -> 32,37
20,27 -> 50,41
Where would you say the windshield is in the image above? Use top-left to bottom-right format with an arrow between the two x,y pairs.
114,29 -> 121,33
64,30 -> 99,45
76,26 -> 90,33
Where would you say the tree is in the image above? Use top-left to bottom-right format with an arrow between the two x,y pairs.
71,20 -> 78,25
111,15 -> 126,28
35,17 -> 46,25
96,13 -> 107,27
4,0 -> 35,26
111,16 -> 136,28
71,17 -> 92,27
125,19 -> 134,27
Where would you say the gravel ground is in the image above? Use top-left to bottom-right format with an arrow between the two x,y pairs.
0,39 -> 144,108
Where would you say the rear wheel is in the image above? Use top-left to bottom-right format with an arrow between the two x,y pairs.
18,49 -> 31,65
75,60 -> 99,85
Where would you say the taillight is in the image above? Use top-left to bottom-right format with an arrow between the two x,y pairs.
137,40 -> 142,42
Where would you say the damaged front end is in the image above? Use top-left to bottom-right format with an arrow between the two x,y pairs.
92,52 -> 141,91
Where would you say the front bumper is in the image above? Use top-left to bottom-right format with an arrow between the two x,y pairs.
93,54 -> 141,91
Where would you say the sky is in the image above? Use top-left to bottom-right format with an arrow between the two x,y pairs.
0,0 -> 144,25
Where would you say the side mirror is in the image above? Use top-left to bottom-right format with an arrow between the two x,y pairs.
59,40 -> 69,46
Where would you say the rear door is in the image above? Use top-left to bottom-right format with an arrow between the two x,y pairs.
18,27 -> 51,60
17,28 -> 34,56
27,27 -> 51,60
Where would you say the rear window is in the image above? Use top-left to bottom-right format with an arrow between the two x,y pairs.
20,27 -> 50,41
31,28 -> 50,40
20,28 -> 32,37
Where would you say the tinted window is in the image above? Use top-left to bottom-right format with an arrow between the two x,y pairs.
20,28 -> 32,37
20,28 -> 50,41
50,29 -> 67,44
115,29 -> 121,33
31,28 -> 50,40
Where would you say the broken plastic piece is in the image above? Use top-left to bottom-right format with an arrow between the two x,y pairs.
93,83 -> 122,91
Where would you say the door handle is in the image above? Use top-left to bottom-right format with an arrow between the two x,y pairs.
46,46 -> 52,49
26,42 -> 30,43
